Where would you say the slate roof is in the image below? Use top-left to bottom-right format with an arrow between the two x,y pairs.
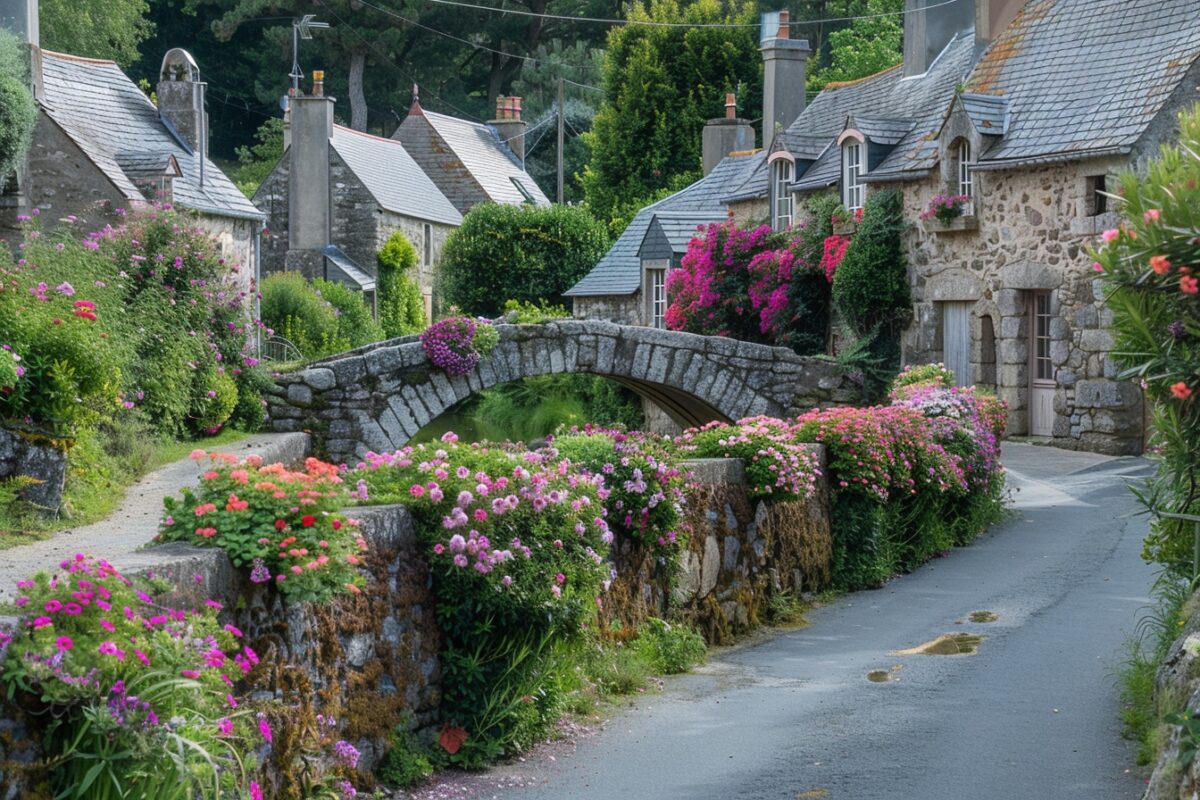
959,93 -> 1009,136
418,108 -> 551,207
329,125 -> 461,226
647,211 -> 724,254
965,0 -> 1200,168
565,152 -> 763,297
38,50 -> 263,221
323,244 -> 376,292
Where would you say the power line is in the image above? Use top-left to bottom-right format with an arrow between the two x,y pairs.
351,0 -> 600,73
400,0 -> 965,29
562,76 -> 603,93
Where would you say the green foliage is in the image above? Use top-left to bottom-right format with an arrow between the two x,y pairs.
806,0 -> 903,92
376,232 -> 425,338
461,375 -> 643,443
313,277 -> 385,345
582,0 -> 761,233
631,618 -> 706,674
189,363 -> 238,433
832,188 -> 911,399
232,117 -> 284,198
41,0 -> 153,66
0,32 -> 35,182
377,726 -> 435,788
261,273 -> 383,360
502,298 -> 570,323
436,204 -> 609,317
893,362 -> 957,390
1094,103 -> 1200,574
229,366 -> 272,433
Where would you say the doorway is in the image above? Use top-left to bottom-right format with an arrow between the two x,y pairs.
1029,291 -> 1055,436
942,301 -> 973,388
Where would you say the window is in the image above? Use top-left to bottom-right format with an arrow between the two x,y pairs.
422,223 -> 432,267
957,140 -> 974,213
510,176 -> 535,204
842,141 -> 864,212
644,260 -> 669,329
1086,175 -> 1108,215
772,159 -> 793,230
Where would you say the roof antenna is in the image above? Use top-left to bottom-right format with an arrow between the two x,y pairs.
290,14 -> 330,94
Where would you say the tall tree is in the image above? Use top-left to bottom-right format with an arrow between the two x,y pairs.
581,0 -> 761,234
40,0 -> 153,66
805,0 -> 903,92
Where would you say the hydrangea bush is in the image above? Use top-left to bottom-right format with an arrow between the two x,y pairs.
420,315 -> 499,376
158,452 -> 366,602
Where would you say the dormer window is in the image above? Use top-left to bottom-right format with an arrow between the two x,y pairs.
957,140 -> 975,213
842,141 -> 865,212
772,159 -> 793,230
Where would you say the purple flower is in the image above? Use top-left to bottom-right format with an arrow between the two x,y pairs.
333,739 -> 361,769
55,281 -> 75,297
1169,320 -> 1187,340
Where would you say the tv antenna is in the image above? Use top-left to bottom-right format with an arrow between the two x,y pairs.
290,14 -> 330,93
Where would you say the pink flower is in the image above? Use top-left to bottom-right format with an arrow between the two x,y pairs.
258,716 -> 273,743
250,783 -> 264,800
1171,382 -> 1193,400
410,484 -> 425,498
217,718 -> 233,736
55,636 -> 73,651
1143,208 -> 1161,223
1100,228 -> 1120,243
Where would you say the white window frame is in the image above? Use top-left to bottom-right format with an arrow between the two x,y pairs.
643,260 -> 669,329
772,159 -> 793,231
842,141 -> 865,212
958,140 -> 975,215
422,222 -> 432,267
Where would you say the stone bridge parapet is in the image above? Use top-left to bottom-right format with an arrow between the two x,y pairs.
264,321 -> 859,463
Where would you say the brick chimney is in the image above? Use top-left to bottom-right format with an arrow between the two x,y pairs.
701,92 -> 754,175
286,70 -> 334,279
157,48 -> 207,186
903,0 -> 975,77
490,95 -> 527,166
760,10 -> 810,152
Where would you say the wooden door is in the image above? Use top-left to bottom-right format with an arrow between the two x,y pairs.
1029,292 -> 1055,436
943,302 -> 973,388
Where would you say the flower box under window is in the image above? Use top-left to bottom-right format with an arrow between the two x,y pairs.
923,213 -> 979,234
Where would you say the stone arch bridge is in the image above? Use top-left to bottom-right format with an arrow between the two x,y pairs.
265,320 -> 858,464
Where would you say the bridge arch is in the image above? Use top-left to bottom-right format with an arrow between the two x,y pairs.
266,320 -> 857,464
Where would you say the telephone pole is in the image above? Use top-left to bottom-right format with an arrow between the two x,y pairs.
556,76 -> 565,204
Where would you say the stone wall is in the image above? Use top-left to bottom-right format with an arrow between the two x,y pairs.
1142,589 -> 1200,799
0,428 -> 68,513
572,292 -> 644,326
604,454 -> 832,645
265,320 -> 860,463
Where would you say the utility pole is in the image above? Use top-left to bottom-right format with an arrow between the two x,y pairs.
556,76 -> 565,205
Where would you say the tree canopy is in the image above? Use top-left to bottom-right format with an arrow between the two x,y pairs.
40,0 -> 153,66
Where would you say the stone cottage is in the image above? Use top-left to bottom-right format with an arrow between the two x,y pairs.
569,0 -> 1200,455
0,42 -> 264,292
393,92 -> 551,215
254,75 -> 462,317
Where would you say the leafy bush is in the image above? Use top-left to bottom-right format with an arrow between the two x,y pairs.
892,362 -> 956,390
632,618 -> 706,674
464,375 -> 644,442
0,31 -> 35,182
436,204 -> 609,317
831,189 -> 911,399
354,435 -> 612,766
189,363 -> 238,434
261,273 -> 383,360
420,315 -> 498,376
158,452 -> 366,602
502,298 -> 570,323
1094,103 -> 1200,573
377,726 -> 435,788
314,277 -> 384,346
552,427 -> 687,558
377,232 -> 426,338
0,555 -> 258,799
675,417 -> 823,501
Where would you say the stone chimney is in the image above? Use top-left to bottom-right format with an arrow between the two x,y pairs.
490,95 -> 526,166
286,70 -> 334,279
157,48 -> 207,186
974,0 -> 1025,50
903,0 -> 975,77
0,0 -> 41,102
760,10 -> 810,152
701,93 -> 755,176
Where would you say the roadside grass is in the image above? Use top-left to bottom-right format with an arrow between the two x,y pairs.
0,423 -> 252,549
1119,570 -> 1193,768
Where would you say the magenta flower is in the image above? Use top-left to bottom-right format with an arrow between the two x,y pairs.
258,716 -> 273,743
55,636 -> 73,651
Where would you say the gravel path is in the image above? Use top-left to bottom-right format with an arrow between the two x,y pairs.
0,432 -> 309,600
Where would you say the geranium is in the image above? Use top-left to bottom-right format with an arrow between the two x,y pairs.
919,194 -> 971,224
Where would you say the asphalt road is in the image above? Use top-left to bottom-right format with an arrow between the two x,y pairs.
488,442 -> 1157,800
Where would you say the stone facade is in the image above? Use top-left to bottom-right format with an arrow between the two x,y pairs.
571,293 -> 644,326
264,320 -> 860,464
0,428 -> 67,513
256,151 -> 453,299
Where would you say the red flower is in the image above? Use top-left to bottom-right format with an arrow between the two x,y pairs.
1181,275 -> 1199,295
301,515 -> 316,527
439,724 -> 468,755
1171,381 -> 1193,400
274,519 -> 287,531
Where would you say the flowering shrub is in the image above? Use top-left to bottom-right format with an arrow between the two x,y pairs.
675,417 -> 822,502
920,194 -> 971,223
158,452 -> 366,603
1094,103 -> 1200,571
353,433 -> 611,765
0,555 -> 259,799
664,206 -> 834,355
420,315 -> 499,376
551,426 -> 687,557
892,362 -> 956,390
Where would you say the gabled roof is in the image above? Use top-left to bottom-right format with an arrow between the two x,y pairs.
959,93 -> 1009,136
852,115 -> 914,146
965,0 -> 1200,168
323,245 -> 376,292
329,125 -> 461,226
566,152 -> 763,297
415,107 -> 551,207
39,50 -> 263,221
644,211 -> 724,255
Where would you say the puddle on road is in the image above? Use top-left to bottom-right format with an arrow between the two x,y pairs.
969,610 -> 999,623
797,790 -> 829,799
894,633 -> 984,656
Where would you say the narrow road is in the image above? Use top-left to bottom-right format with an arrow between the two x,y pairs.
487,442 -> 1156,800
